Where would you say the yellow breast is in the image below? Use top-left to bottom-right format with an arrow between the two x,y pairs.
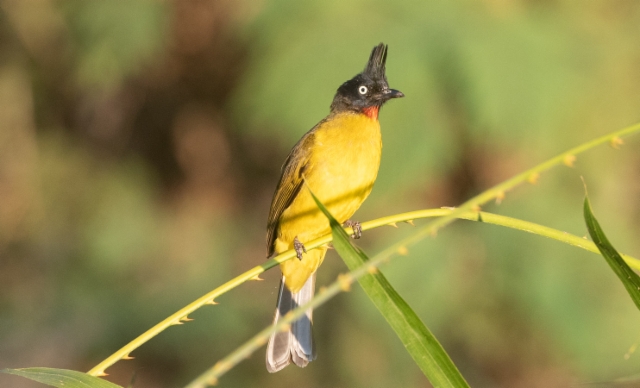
306,112 -> 382,221
275,111 -> 382,291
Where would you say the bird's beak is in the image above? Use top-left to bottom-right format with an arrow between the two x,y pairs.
383,88 -> 404,100
372,87 -> 404,103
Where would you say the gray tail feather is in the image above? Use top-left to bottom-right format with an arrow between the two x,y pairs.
266,273 -> 317,373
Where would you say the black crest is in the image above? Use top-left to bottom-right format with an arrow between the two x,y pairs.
364,43 -> 388,80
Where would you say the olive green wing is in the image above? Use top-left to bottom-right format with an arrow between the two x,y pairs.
266,132 -> 315,257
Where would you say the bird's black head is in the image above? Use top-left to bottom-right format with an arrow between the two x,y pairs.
330,43 -> 404,118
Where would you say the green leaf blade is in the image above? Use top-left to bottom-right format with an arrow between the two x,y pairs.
2,368 -> 123,388
583,196 -> 640,310
310,190 -> 469,388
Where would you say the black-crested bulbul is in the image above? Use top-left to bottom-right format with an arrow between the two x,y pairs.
265,43 -> 403,372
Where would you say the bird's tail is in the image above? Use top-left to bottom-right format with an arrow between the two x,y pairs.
266,273 -> 316,373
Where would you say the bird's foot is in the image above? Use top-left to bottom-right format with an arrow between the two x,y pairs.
343,220 -> 362,239
293,236 -> 307,260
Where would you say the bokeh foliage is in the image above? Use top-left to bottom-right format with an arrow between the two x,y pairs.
1,1 -> 639,387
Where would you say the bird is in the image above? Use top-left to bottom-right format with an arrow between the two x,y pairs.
265,43 -> 404,372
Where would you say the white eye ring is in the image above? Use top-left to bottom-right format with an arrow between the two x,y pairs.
358,85 -> 368,95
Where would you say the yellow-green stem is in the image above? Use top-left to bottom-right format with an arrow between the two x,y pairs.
89,210 -> 640,377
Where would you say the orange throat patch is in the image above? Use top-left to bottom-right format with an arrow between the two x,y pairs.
362,106 -> 380,120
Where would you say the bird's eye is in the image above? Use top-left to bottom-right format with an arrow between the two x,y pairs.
358,85 -> 368,95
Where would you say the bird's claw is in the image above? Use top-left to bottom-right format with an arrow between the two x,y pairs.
343,220 -> 362,239
293,236 -> 306,260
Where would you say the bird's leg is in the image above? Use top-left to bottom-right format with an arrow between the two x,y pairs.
293,236 -> 307,260
343,220 -> 362,239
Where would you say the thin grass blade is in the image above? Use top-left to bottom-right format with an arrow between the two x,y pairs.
584,196 -> 640,310
2,368 -> 123,388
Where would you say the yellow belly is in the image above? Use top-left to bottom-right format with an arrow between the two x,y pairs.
276,112 -> 382,291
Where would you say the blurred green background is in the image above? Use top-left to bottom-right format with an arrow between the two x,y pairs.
1,1 -> 640,387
